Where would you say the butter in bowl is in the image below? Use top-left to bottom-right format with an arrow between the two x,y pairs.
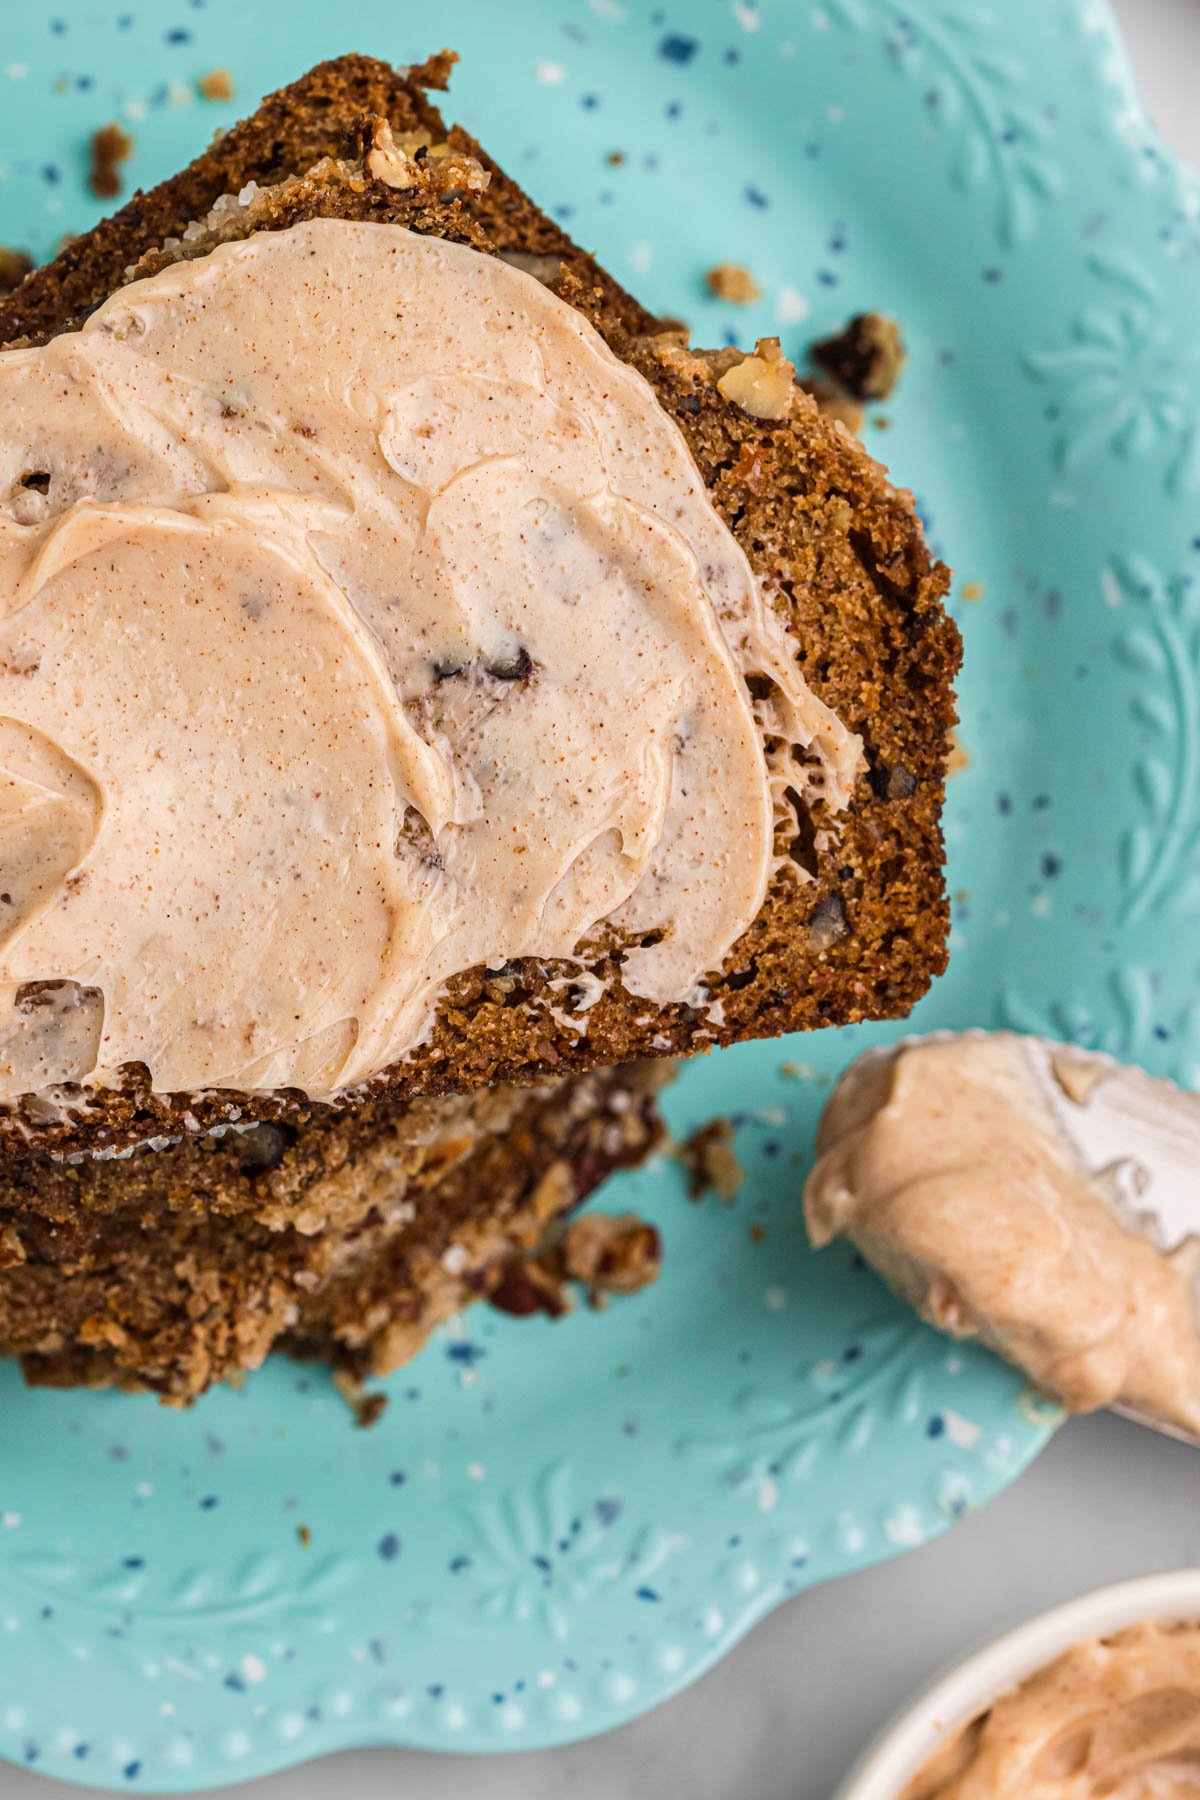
833,1571 -> 1200,1800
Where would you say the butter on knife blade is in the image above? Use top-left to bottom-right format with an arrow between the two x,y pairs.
803,1031 -> 1200,1444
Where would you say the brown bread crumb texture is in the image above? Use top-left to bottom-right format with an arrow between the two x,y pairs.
0,1061 -> 668,1402
0,53 -> 959,1161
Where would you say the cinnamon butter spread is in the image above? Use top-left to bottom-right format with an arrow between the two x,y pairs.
804,1033 -> 1200,1438
902,1622 -> 1200,1800
0,219 -> 861,1100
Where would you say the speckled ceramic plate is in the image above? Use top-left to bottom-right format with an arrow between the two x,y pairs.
0,0 -> 1192,1787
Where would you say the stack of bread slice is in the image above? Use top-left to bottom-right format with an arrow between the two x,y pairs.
0,53 -> 957,1400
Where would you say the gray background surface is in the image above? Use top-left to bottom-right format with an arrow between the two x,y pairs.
8,1 -> 1200,1793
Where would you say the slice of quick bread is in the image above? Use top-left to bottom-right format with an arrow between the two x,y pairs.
0,1060 -> 669,1401
0,53 -> 959,1159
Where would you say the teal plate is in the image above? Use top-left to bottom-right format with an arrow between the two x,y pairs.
0,0 -> 1193,1785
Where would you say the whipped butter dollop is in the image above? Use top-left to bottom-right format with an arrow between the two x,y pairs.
804,1032 -> 1200,1439
0,219 -> 860,1101
902,1622 -> 1200,1800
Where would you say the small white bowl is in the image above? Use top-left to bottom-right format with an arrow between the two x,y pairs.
834,1568 -> 1200,1800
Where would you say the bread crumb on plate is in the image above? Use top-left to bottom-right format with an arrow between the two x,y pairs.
705,261 -> 762,304
89,122 -> 134,199
812,310 -> 905,402
198,68 -> 236,101
676,1119 -> 745,1202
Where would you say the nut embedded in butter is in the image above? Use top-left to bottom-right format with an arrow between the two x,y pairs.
717,337 -> 796,421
